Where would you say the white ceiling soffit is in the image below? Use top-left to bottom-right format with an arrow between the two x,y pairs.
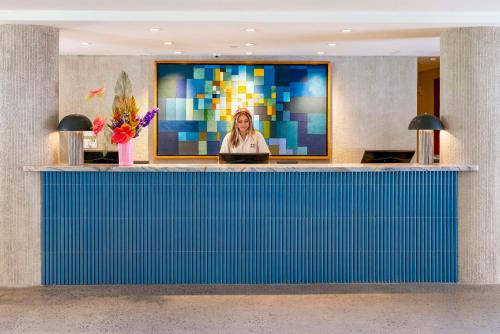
2,0 -> 500,11
1,2 -> 499,56
2,10 -> 500,24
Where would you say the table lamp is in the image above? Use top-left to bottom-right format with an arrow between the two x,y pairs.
408,114 -> 444,164
58,114 -> 92,165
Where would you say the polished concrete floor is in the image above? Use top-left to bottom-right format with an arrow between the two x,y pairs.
0,284 -> 499,334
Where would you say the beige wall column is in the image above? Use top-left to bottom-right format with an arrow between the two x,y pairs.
331,56 -> 417,162
441,27 -> 500,283
0,25 -> 59,286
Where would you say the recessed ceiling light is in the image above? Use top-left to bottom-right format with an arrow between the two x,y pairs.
150,28 -> 161,32
164,41 -> 173,46
246,51 -> 253,55
245,28 -> 256,32
245,42 -> 255,47
81,42 -> 90,46
341,29 -> 352,33
430,57 -> 437,61
317,51 -> 325,55
327,43 -> 337,47
174,51 -> 182,54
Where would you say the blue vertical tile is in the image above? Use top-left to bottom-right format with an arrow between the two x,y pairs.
41,171 -> 458,284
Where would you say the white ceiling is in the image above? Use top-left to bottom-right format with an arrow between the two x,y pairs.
1,0 -> 499,56
3,0 -> 500,11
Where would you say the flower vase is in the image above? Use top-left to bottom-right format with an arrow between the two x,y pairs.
118,140 -> 134,166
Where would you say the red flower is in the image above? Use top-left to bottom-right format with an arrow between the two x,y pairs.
111,124 -> 136,144
86,87 -> 105,100
92,117 -> 106,135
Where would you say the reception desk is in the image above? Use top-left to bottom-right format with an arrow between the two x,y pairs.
25,164 -> 477,285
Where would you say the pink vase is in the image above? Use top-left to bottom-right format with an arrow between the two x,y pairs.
118,140 -> 134,166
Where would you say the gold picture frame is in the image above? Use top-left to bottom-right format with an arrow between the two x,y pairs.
154,60 -> 331,160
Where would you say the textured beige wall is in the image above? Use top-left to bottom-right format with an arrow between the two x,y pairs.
331,57 -> 417,162
61,55 -> 417,163
0,25 -> 59,287
440,27 -> 500,284
59,56 -> 152,161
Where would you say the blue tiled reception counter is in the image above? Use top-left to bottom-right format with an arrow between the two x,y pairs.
25,164 -> 477,285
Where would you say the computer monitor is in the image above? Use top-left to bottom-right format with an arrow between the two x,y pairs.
84,150 -> 118,164
219,153 -> 270,164
361,150 -> 415,163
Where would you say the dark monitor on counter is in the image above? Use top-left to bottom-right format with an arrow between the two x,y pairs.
84,150 -> 118,164
361,150 -> 415,163
219,153 -> 269,164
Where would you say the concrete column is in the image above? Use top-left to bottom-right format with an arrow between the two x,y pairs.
0,25 -> 59,286
441,27 -> 500,283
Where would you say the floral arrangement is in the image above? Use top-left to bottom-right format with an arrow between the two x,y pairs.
90,71 -> 159,144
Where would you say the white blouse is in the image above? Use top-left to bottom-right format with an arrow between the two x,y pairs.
220,131 -> 270,154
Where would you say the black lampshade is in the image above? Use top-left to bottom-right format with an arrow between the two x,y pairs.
408,114 -> 444,130
58,114 -> 92,131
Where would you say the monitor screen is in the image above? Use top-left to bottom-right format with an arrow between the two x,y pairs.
219,153 -> 269,164
361,150 -> 415,163
84,151 -> 118,164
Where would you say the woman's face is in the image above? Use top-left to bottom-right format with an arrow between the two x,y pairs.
236,114 -> 250,134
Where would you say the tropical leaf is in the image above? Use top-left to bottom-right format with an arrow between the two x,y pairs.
112,71 -> 133,110
113,70 -> 133,100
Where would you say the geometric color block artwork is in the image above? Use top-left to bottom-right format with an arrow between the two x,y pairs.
155,61 -> 330,158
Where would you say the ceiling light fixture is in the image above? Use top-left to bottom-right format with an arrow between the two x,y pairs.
245,28 -> 256,32
246,51 -> 253,55
341,29 -> 352,33
327,43 -> 337,47
150,28 -> 161,32
174,51 -> 182,54
81,42 -> 90,46
317,51 -> 325,55
164,41 -> 173,46
245,42 -> 255,47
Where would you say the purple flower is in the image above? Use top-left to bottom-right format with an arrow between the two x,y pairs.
133,126 -> 141,138
140,107 -> 159,128
111,119 -> 124,130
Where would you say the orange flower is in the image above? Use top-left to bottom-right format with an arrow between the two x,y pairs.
112,96 -> 140,128
92,117 -> 106,135
111,124 -> 136,144
128,97 -> 141,128
112,97 -> 126,122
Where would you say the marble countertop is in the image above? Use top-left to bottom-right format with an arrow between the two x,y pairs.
24,163 -> 479,172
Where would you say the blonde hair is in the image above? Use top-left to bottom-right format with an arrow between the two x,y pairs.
229,108 -> 255,148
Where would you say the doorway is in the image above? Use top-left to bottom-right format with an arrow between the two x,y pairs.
417,57 -> 440,160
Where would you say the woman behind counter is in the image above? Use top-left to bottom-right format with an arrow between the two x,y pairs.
220,108 -> 270,154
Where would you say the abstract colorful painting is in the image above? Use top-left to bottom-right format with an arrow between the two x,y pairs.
155,62 -> 329,158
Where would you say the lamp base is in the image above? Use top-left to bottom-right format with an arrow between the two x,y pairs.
67,131 -> 84,165
418,130 -> 434,165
